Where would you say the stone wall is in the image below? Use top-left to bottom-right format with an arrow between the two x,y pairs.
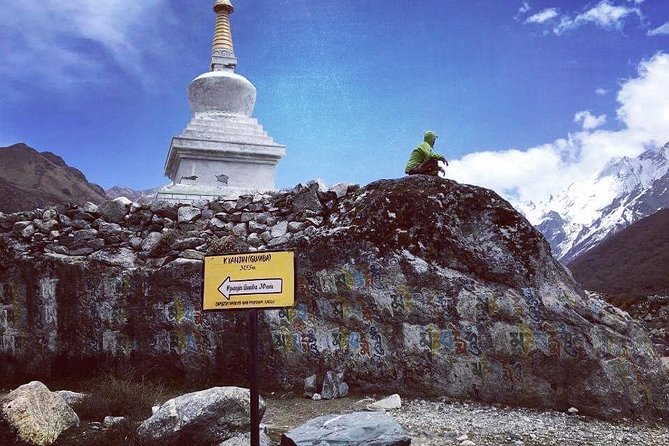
0,176 -> 668,421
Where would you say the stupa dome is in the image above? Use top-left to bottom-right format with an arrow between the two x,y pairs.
188,70 -> 256,117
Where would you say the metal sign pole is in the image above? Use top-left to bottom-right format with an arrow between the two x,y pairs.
249,308 -> 260,446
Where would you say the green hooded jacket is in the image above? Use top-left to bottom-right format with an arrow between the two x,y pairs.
405,131 -> 445,173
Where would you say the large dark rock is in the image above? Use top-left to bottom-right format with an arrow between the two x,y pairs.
280,411 -> 411,446
0,176 -> 668,421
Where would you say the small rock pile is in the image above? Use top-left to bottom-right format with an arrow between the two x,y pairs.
303,371 -> 349,400
0,181 -> 357,267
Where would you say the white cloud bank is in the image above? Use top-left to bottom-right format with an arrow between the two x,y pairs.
445,53 -> 669,204
0,0 -> 168,88
520,0 -> 642,35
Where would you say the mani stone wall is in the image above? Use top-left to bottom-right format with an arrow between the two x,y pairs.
0,175 -> 668,421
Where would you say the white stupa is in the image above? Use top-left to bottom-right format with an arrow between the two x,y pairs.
157,0 -> 285,202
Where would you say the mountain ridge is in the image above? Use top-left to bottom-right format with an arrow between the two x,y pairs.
0,143 -> 108,213
518,141 -> 669,263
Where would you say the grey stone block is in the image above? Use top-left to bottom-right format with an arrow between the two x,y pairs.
281,411 -> 411,446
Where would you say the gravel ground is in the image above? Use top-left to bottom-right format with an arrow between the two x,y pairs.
264,396 -> 669,446
393,399 -> 669,446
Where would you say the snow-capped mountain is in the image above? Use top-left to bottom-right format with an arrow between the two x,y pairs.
517,142 -> 669,263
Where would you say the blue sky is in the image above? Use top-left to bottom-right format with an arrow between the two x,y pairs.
1,0 -> 669,204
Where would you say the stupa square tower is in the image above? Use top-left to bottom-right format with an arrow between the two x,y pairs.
157,0 -> 285,202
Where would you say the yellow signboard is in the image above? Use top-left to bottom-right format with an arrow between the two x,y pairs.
202,251 -> 295,311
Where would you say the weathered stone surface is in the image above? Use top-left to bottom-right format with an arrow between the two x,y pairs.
249,221 -> 267,233
98,221 -> 123,238
328,183 -> 351,199
178,206 -> 201,224
54,390 -> 88,406
247,233 -> 262,247
218,432 -> 273,446
98,197 -> 131,223
367,394 -> 402,411
209,217 -> 227,230
270,221 -> 288,238
288,222 -> 306,233
136,387 -> 265,446
180,249 -> 205,261
280,411 -> 410,446
1,381 -> 79,445
82,202 -> 99,214
268,233 -> 291,247
338,382 -> 349,398
236,196 -> 253,210
321,371 -> 341,400
172,237 -> 206,251
20,224 -> 35,239
89,248 -> 136,268
103,416 -> 125,428
304,374 -> 317,399
292,188 -> 322,213
1,176 -> 669,421
141,231 -> 163,252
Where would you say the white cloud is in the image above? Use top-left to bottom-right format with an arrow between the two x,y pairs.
574,111 -> 607,130
525,8 -> 559,24
518,2 -> 531,15
445,53 -> 669,204
648,22 -> 669,36
576,1 -> 640,27
595,88 -> 609,96
555,1 -> 641,34
0,0 -> 168,88
522,1 -> 642,35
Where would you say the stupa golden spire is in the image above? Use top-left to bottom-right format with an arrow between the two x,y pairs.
211,0 -> 237,71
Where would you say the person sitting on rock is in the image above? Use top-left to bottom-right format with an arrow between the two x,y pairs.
405,130 -> 448,176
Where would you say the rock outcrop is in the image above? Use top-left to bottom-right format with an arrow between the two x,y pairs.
0,176 -> 668,420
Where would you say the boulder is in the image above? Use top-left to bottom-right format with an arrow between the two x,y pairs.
321,371 -> 343,400
367,394 -> 402,411
292,188 -> 322,213
1,176 -> 669,421
178,206 -> 201,224
136,387 -> 265,446
98,197 -> 131,223
82,201 -> 99,214
303,374 -> 317,399
1,381 -> 79,445
280,411 -> 410,446
338,382 -> 349,398
270,221 -> 288,238
328,183 -> 352,199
